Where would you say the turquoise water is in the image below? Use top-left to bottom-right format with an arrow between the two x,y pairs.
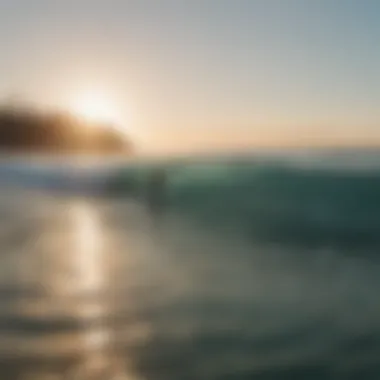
170,161 -> 380,250
1,151 -> 380,379
111,151 -> 380,250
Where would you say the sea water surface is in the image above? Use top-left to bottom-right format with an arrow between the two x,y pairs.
1,150 -> 380,379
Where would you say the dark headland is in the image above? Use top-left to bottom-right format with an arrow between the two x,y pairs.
0,104 -> 133,155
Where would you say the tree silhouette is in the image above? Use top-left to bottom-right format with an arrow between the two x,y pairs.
0,104 -> 133,155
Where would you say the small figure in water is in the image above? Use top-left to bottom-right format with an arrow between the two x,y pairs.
146,168 -> 167,223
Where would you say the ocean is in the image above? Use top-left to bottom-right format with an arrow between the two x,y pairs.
0,150 -> 380,379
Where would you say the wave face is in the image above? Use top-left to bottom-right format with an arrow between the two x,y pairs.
163,153 -> 380,251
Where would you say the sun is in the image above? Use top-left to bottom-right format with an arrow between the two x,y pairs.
70,91 -> 122,126
65,89 -> 133,138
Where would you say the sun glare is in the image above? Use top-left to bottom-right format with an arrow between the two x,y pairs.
64,88 -> 133,137
69,91 -> 127,130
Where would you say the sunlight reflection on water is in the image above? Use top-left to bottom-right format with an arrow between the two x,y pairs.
0,193 -> 145,379
71,201 -> 105,298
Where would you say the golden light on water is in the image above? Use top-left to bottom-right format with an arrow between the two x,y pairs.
72,202 -> 104,294
0,195 -> 147,379
71,202 -> 113,368
69,202 -> 141,379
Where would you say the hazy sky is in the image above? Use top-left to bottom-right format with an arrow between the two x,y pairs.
0,0 -> 379,153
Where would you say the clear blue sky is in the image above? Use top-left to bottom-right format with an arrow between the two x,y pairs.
0,0 -> 379,152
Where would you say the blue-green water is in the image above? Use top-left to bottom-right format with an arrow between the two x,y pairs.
112,152 -> 380,250
1,151 -> 380,379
